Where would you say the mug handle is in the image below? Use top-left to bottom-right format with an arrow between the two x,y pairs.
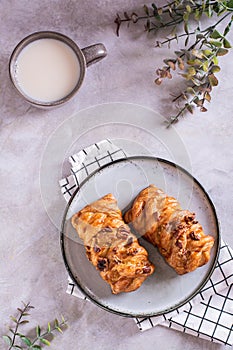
81,43 -> 107,67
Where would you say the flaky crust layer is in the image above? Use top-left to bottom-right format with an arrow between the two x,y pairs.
72,193 -> 154,294
124,185 -> 214,275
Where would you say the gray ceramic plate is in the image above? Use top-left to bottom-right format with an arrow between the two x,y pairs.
60,156 -> 220,317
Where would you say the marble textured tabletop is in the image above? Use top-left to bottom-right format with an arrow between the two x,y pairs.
1,1 -> 233,349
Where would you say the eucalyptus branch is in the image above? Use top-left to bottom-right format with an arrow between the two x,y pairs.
2,302 -> 68,350
3,302 -> 34,350
115,2 -> 189,35
163,15 -> 232,126
27,318 -> 67,349
155,11 -> 230,48
115,0 -> 233,125
114,1 -> 228,36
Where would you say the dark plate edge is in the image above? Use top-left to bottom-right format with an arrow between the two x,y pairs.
60,155 -> 221,318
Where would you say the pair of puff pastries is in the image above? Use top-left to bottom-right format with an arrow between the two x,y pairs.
72,185 -> 214,294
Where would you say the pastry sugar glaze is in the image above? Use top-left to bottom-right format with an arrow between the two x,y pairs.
15,38 -> 81,102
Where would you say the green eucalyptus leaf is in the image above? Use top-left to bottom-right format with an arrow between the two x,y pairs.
186,87 -> 196,95
209,39 -> 222,47
212,56 -> 219,64
152,3 -> 158,11
47,322 -> 51,333
2,335 -> 12,346
185,104 -> 193,114
224,21 -> 232,36
194,97 -> 202,105
56,327 -> 63,334
20,336 -> 32,346
186,4 -> 192,13
187,67 -> 196,76
180,73 -> 189,79
36,325 -> 41,337
145,19 -> 151,31
10,316 -> 18,323
187,59 -> 202,66
202,60 -> 209,72
203,49 -> 212,56
217,6 -> 227,16
194,8 -> 199,19
183,12 -> 189,22
19,320 -> 29,325
226,0 -> 233,9
206,5 -> 213,17
210,29 -> 222,39
41,338 -> 51,346
223,38 -> 232,48
211,65 -> 221,73
15,333 -> 24,337
143,5 -> 149,16
217,48 -> 229,56
54,319 -> 59,328
152,3 -> 161,20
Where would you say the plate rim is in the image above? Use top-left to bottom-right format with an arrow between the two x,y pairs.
60,156 -> 220,318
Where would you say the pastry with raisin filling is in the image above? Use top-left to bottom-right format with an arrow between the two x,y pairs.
124,185 -> 214,275
72,193 -> 154,294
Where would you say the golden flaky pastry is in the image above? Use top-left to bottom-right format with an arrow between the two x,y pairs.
71,193 -> 154,294
124,185 -> 214,275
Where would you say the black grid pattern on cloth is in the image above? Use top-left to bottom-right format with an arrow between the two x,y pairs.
60,145 -> 127,201
135,244 -> 233,346
166,284 -> 233,346
61,141 -> 233,346
67,281 -> 88,300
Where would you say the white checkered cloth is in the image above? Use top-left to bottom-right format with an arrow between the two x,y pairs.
59,140 -> 233,346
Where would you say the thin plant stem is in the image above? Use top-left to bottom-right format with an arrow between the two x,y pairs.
9,302 -> 31,350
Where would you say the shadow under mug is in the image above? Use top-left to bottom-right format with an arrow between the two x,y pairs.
9,31 -> 107,108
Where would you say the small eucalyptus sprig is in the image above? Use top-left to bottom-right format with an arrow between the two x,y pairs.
155,12 -> 232,126
2,302 -> 67,350
115,1 -> 233,126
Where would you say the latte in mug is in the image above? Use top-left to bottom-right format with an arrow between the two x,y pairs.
9,31 -> 107,107
15,38 -> 81,103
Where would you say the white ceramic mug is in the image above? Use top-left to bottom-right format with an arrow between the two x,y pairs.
9,31 -> 107,108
